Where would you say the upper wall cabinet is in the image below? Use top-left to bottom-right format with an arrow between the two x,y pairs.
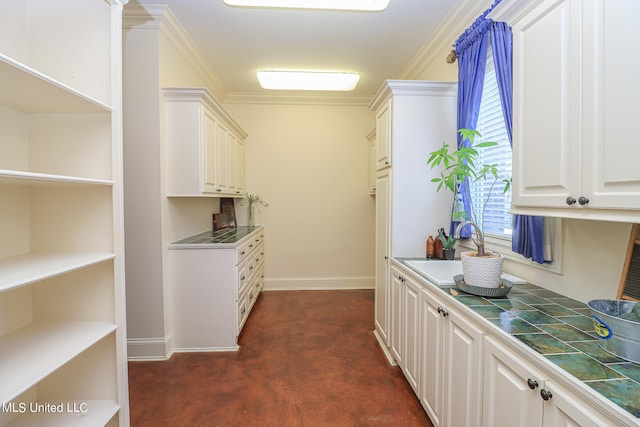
164,88 -> 247,197
375,99 -> 392,170
495,0 -> 640,222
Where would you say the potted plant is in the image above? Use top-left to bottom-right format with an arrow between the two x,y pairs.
439,230 -> 457,260
427,129 -> 511,288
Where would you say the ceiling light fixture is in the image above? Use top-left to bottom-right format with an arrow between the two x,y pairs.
223,0 -> 390,12
257,70 -> 360,91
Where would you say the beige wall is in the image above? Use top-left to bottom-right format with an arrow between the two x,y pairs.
224,102 -> 376,290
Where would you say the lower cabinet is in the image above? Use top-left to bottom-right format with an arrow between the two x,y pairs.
420,285 -> 483,427
168,227 -> 265,352
483,336 -> 614,427
390,260 -> 630,427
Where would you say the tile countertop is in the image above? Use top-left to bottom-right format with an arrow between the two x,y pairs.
396,258 -> 640,421
170,226 -> 262,248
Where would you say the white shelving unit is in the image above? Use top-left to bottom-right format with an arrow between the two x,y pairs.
0,1 -> 129,426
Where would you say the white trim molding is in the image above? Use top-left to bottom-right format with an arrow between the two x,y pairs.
127,335 -> 174,361
265,276 -> 375,291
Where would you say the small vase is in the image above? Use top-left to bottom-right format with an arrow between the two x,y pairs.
248,205 -> 255,227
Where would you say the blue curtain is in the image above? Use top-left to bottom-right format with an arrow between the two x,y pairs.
450,10 -> 491,238
490,21 -> 546,264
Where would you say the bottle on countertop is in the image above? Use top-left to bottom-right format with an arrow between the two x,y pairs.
434,228 -> 446,259
426,235 -> 435,259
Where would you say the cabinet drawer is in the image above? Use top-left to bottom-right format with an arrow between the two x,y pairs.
237,292 -> 248,333
237,261 -> 249,299
236,242 -> 249,265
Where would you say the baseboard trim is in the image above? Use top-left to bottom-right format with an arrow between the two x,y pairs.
173,346 -> 239,353
374,329 -> 398,366
127,336 -> 174,361
265,276 -> 374,291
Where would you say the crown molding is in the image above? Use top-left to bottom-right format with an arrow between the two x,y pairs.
123,4 -> 227,102
224,91 -> 372,107
369,80 -> 457,111
400,0 -> 494,79
487,0 -> 546,24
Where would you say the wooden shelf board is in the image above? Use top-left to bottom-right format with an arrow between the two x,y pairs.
0,252 -> 115,294
0,321 -> 117,404
0,54 -> 111,114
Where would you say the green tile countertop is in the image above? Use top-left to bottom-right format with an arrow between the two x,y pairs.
396,257 -> 640,420
170,226 -> 262,247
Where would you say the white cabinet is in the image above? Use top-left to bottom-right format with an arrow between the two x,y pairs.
483,335 -> 545,427
505,0 -> 640,221
164,88 -> 247,197
369,80 -> 456,357
0,1 -> 129,425
367,129 -> 376,194
402,273 -> 421,394
390,266 -> 421,394
390,268 -> 404,365
168,227 -> 265,351
483,336 -> 614,427
375,99 -> 392,170
420,286 -> 483,427
374,171 -> 391,350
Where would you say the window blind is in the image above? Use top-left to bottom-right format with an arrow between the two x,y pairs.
470,45 -> 513,238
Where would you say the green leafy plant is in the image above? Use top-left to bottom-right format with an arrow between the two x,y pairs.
427,129 -> 511,254
439,230 -> 457,250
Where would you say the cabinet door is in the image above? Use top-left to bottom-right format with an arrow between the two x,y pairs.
511,0 -> 580,208
420,288 -> 446,427
216,123 -> 229,193
227,132 -> 243,196
582,0 -> 640,209
542,381 -> 614,427
374,173 -> 390,345
390,269 -> 403,365
369,139 -> 376,194
375,100 -> 392,170
483,336 -> 544,427
444,309 -> 483,427
403,275 -> 420,393
203,109 -> 219,193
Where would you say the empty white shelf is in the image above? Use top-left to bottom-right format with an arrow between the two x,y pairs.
0,321 -> 117,404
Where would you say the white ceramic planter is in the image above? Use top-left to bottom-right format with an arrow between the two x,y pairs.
460,251 -> 504,288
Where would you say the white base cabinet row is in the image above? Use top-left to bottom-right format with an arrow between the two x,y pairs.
167,228 -> 265,352
387,260 -> 637,427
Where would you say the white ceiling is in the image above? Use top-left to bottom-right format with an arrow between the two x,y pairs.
128,0 -> 462,100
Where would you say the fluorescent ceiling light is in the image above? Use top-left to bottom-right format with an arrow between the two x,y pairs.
223,0 -> 390,12
257,70 -> 360,91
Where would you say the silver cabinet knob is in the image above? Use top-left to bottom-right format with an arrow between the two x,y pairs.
578,196 -> 589,205
566,197 -> 576,205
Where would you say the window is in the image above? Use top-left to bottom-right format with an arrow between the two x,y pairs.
469,45 -> 513,240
